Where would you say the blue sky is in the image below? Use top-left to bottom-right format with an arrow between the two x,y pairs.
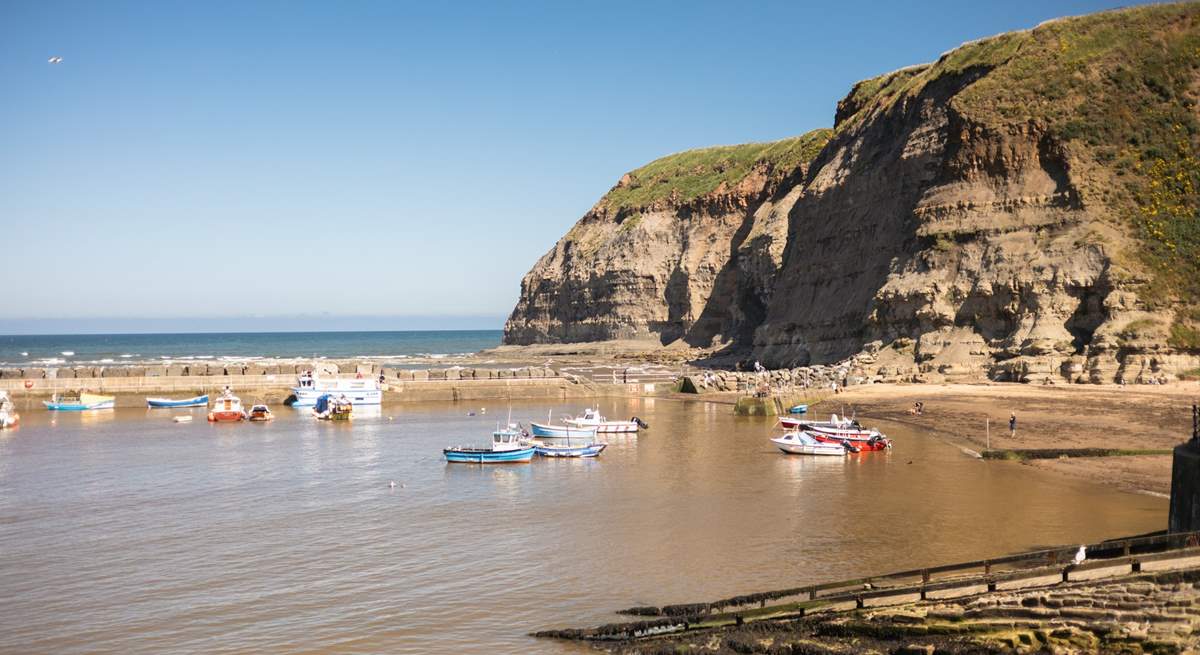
0,0 -> 1147,332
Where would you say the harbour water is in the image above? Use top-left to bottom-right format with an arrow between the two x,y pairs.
0,398 -> 1166,653
0,330 -> 504,368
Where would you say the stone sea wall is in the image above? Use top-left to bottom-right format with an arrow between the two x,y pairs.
0,362 -> 560,382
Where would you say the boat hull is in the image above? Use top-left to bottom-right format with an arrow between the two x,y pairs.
530,422 -> 598,439
810,431 -> 891,451
535,443 -> 607,458
563,419 -> 638,433
291,387 -> 381,407
208,411 -> 246,422
146,395 -> 209,408
44,400 -> 115,411
444,446 -> 536,463
770,434 -> 846,456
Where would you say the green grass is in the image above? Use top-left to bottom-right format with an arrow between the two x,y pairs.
601,129 -> 832,212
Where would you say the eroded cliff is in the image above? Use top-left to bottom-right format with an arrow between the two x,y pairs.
506,3 -> 1200,383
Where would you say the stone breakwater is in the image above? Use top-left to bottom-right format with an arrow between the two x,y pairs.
0,362 -> 560,382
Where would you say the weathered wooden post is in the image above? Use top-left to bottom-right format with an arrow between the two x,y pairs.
1169,403 -> 1200,533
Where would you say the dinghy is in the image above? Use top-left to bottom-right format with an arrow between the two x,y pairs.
534,441 -> 607,458
530,422 -> 599,439
444,425 -> 536,463
146,394 -> 209,408
247,404 -> 274,422
44,392 -> 115,411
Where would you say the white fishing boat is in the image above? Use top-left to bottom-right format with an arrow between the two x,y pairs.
771,431 -> 852,456
0,391 -> 19,428
563,407 -> 647,433
291,371 -> 382,407
208,390 -> 247,422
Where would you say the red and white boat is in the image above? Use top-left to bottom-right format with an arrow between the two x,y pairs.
208,392 -> 247,422
780,414 -> 891,451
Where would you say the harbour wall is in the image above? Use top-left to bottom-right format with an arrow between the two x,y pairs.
0,364 -> 625,405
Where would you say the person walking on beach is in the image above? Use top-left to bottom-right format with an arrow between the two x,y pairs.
1009,412 -> 1017,438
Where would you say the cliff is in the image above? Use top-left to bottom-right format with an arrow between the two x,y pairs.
506,3 -> 1200,383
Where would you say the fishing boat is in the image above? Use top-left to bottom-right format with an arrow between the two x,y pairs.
313,394 -> 352,421
146,394 -> 209,408
534,441 -> 607,458
771,431 -> 854,456
444,425 -> 536,463
44,392 -> 115,411
291,371 -> 382,407
207,392 -> 246,422
530,422 -> 599,439
247,404 -> 274,422
0,391 -> 19,428
563,407 -> 646,433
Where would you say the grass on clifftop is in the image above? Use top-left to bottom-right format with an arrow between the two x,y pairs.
602,129 -> 833,212
840,3 -> 1200,343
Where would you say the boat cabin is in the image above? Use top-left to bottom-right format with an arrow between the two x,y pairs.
491,427 -> 526,451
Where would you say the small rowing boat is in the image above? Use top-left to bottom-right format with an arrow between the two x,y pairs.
44,392 -> 115,411
534,441 -> 607,458
146,394 -> 208,408
444,425 -> 536,463
530,422 -> 599,439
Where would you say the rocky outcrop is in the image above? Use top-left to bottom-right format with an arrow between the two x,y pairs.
505,4 -> 1200,383
504,131 -> 832,347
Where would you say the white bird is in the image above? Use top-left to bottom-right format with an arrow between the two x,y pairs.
388,481 -> 396,488
48,56 -> 63,64
1073,545 -> 1087,565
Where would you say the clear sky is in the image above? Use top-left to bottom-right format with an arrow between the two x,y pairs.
0,0 -> 1149,333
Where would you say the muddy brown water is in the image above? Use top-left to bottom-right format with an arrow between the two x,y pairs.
0,397 -> 1166,653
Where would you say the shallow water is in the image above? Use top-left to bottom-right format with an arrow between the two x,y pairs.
0,397 -> 1166,653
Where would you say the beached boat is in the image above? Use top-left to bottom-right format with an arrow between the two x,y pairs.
146,394 -> 208,408
778,414 -> 891,451
563,407 -> 646,433
313,394 -> 352,421
208,393 -> 246,422
530,422 -> 599,439
771,431 -> 853,456
44,392 -> 115,411
247,404 -> 274,422
291,371 -> 382,407
444,426 -> 536,463
0,391 -> 19,428
534,441 -> 607,458
810,430 -> 891,451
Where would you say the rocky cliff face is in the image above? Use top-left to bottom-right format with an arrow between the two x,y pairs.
506,3 -> 1200,383
503,131 -> 832,347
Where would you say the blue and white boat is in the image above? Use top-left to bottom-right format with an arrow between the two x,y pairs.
534,442 -> 607,458
529,422 -> 599,439
146,394 -> 208,408
291,371 -> 382,407
444,426 -> 536,463
44,392 -> 115,411
788,404 -> 808,414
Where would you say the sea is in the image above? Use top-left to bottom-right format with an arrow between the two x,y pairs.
0,330 -> 504,368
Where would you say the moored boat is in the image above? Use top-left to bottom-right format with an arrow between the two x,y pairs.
533,441 -> 607,458
530,422 -> 599,439
778,414 -> 891,450
146,394 -> 209,408
208,392 -> 247,422
313,394 -> 352,421
0,391 -> 19,428
44,392 -> 115,411
291,371 -> 381,407
771,431 -> 853,456
788,404 -> 808,414
247,404 -> 274,421
444,426 -> 536,463
563,407 -> 646,433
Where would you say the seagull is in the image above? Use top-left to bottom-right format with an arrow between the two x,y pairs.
48,56 -> 63,64
388,481 -> 396,488
1073,545 -> 1087,565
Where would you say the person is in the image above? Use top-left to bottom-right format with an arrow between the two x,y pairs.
356,371 -> 364,379
1009,412 -> 1017,438
916,401 -> 924,416
378,371 -> 386,384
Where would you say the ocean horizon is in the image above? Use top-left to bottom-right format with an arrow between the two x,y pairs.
0,329 -> 504,368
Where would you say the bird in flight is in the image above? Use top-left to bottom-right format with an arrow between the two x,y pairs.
48,56 -> 63,64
